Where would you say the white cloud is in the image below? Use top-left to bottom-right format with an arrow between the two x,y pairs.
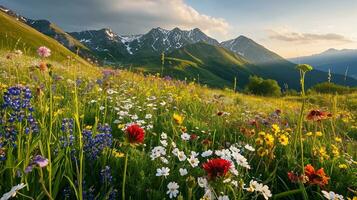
3,0 -> 231,40
268,28 -> 353,43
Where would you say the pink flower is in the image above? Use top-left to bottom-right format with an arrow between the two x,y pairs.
37,46 -> 51,58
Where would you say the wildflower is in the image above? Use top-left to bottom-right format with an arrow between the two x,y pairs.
244,144 -> 255,152
25,155 -> 49,173
334,137 -> 342,143
156,167 -> 170,178
179,168 -> 188,176
255,138 -> 264,146
201,150 -> 213,157
321,190 -> 344,200
338,164 -> 348,169
37,46 -> 51,58
173,113 -> 184,125
202,158 -> 231,180
181,133 -> 191,141
272,124 -> 280,134
188,155 -> 200,168
0,183 -> 26,200
125,124 -> 145,144
100,166 -> 113,183
264,134 -> 274,147
83,125 -> 113,160
197,177 -> 208,188
257,147 -> 268,157
331,145 -> 340,157
177,150 -> 187,161
306,132 -> 313,136
167,182 -> 179,199
304,164 -> 330,187
278,134 -> 289,146
233,153 -> 251,169
316,131 -> 323,137
218,195 -> 229,200
150,146 -> 166,160
307,110 -> 330,122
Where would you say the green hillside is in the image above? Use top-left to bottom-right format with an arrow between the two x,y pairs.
0,12 -> 90,65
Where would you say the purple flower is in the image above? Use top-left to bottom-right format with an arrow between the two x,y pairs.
25,155 -> 49,173
37,46 -> 51,58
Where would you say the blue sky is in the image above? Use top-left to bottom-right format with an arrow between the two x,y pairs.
2,0 -> 357,57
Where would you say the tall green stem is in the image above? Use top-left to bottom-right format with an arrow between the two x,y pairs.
122,151 -> 129,200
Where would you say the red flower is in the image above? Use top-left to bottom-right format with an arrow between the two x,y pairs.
190,134 -> 198,140
304,164 -> 330,187
202,158 -> 231,179
306,110 -> 330,121
125,124 -> 145,144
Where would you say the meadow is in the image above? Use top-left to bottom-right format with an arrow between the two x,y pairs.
0,47 -> 356,200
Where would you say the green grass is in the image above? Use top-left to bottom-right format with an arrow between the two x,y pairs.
0,12 -> 90,66
0,49 -> 356,200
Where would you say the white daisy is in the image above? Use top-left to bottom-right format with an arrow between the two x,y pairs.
244,144 -> 255,152
181,133 -> 191,141
322,190 -> 344,200
197,177 -> 208,188
179,168 -> 188,176
156,167 -> 170,178
201,150 -> 213,157
166,182 -> 179,199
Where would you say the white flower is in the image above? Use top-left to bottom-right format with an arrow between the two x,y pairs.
322,190 -> 344,200
161,133 -> 167,139
113,119 -> 120,124
188,155 -> 199,168
234,153 -> 251,169
261,185 -> 272,200
131,115 -> 139,120
177,151 -> 187,162
179,168 -> 188,176
156,167 -> 170,178
160,157 -> 169,164
1,183 -> 26,200
201,150 -> 213,157
160,101 -> 166,106
167,182 -> 179,199
172,148 -> 179,156
150,146 -> 166,160
99,106 -> 105,111
160,140 -> 168,147
181,133 -> 191,141
190,151 -> 199,157
218,195 -> 229,200
107,89 -> 115,95
244,144 -> 255,152
197,177 -> 208,188
145,114 -> 152,119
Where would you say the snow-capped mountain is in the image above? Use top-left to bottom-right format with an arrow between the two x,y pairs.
69,27 -> 219,60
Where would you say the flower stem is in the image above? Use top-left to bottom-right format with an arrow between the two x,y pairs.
122,150 -> 129,200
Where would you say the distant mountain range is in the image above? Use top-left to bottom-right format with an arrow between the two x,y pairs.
289,48 -> 357,79
1,5 -> 356,89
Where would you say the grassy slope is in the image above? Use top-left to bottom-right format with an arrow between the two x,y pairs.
0,12 -> 91,66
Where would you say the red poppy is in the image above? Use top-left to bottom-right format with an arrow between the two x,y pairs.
306,110 -> 330,121
125,124 -> 145,144
202,158 -> 231,180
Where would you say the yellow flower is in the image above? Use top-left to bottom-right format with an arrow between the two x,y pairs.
258,131 -> 266,138
272,124 -> 280,134
118,124 -> 125,129
331,144 -> 340,157
257,147 -> 268,157
338,164 -> 348,169
255,138 -> 264,146
278,134 -> 289,146
334,137 -> 342,143
306,132 -> 313,136
315,131 -> 323,137
173,113 -> 184,125
264,134 -> 275,147
85,125 -> 92,130
314,146 -> 329,160
112,149 -> 125,158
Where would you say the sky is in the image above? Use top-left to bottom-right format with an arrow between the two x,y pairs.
1,0 -> 357,58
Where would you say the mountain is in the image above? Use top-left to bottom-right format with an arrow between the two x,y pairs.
289,48 -> 357,79
220,36 -> 288,65
69,27 -> 219,62
0,5 -> 96,61
0,10 -> 91,65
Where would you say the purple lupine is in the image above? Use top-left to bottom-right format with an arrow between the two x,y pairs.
100,166 -> 113,184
